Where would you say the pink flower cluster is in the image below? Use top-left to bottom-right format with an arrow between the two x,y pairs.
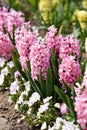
75,88 -> 87,130
60,103 -> 69,115
15,24 -> 81,83
59,56 -> 81,86
59,34 -> 80,59
0,32 -> 14,60
29,39 -> 50,80
45,25 -> 63,55
0,0 -> 4,5
15,22 -> 36,69
0,7 -> 25,33
0,6 -> 25,60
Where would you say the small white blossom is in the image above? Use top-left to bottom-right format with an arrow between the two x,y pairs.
10,80 -> 19,95
17,94 -> 23,104
8,96 -> 13,104
1,67 -> 9,76
48,117 -> 80,130
17,116 -> 25,123
54,103 -> 60,109
21,90 -> 28,96
27,108 -> 32,115
84,67 -> 87,75
7,61 -> 14,68
0,58 -> 6,67
0,74 -> 4,85
75,82 -> 83,89
28,92 -> 40,107
41,122 -> 47,130
15,104 -> 19,110
43,96 -> 52,103
37,103 -> 49,116
32,26 -> 39,35
24,81 -> 31,92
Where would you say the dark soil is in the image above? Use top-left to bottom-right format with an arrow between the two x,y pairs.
0,89 -> 30,130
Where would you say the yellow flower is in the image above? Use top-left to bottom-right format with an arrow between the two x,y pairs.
38,0 -> 52,12
74,10 -> 87,30
82,0 -> 87,9
38,0 -> 60,23
77,10 -> 87,22
85,37 -> 87,53
52,0 -> 60,7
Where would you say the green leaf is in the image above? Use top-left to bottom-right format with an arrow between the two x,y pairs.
71,86 -> 76,103
12,51 -> 27,81
38,70 -> 46,97
29,0 -> 39,9
54,85 -> 68,106
55,85 -> 76,121
26,71 -> 44,99
7,65 -> 15,78
25,62 -> 44,99
50,49 -> 58,84
25,60 -> 31,76
81,60 -> 87,75
62,80 -> 71,95
46,67 -> 53,97
66,95 -> 76,121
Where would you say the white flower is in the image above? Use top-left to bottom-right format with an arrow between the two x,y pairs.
27,108 -> 32,115
21,90 -> 28,96
32,26 -> 39,35
75,82 -> 82,89
54,103 -> 60,109
17,94 -> 23,104
1,67 -> 9,76
41,122 -> 47,130
49,117 -> 80,130
24,81 -> 31,92
28,92 -> 40,107
17,116 -> 25,123
7,61 -> 14,68
84,67 -> 87,75
0,58 -> 6,67
8,96 -> 13,104
0,74 -> 4,85
43,96 -> 52,103
10,80 -> 19,95
15,104 -> 19,110
37,103 -> 49,115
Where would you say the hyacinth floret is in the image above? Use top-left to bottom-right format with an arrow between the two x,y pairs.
59,55 -> 81,86
0,6 -> 25,33
59,34 -> 80,59
0,32 -> 14,60
75,88 -> 87,130
15,22 -> 37,69
29,38 -> 50,80
45,25 -> 63,55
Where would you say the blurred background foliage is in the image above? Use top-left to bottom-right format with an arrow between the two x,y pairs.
4,0 -> 87,53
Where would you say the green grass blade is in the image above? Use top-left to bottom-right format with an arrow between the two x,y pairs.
46,67 -> 53,97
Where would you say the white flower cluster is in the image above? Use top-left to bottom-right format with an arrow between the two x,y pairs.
0,67 -> 8,85
16,81 -> 31,104
10,80 -> 19,95
37,96 -> 52,117
48,117 -> 80,130
27,92 -> 40,107
0,58 -> 6,68
0,60 -> 14,85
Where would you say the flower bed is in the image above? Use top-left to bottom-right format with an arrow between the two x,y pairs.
0,1 -> 87,130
